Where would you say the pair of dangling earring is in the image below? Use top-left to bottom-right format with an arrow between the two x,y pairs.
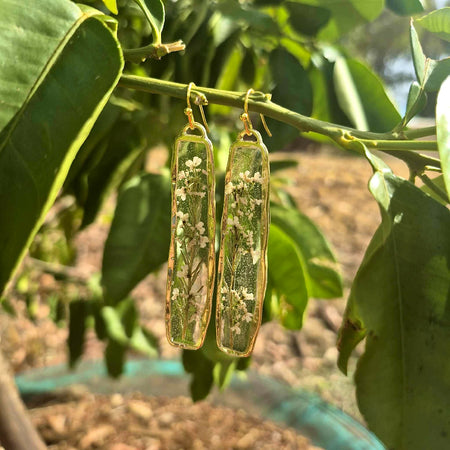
166,83 -> 271,357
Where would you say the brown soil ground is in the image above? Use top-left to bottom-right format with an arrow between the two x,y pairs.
0,146 -> 409,449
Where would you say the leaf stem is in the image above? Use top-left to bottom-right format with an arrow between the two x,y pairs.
118,75 -> 439,162
123,41 -> 185,63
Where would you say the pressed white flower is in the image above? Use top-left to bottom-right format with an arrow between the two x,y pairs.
186,156 -> 202,169
242,311 -> 253,323
241,287 -> 254,301
177,264 -> 189,279
251,249 -> 261,265
199,235 -> 209,248
254,199 -> 263,206
220,286 -> 229,294
175,187 -> 186,201
253,172 -> 263,183
239,170 -> 251,182
227,216 -> 241,229
198,192 -> 206,198
178,170 -> 186,180
196,221 -> 205,234
176,211 -> 189,222
225,182 -> 234,195
230,324 -> 241,335
171,288 -> 180,300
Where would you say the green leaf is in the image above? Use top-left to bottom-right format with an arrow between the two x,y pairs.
334,58 -> 401,132
292,0 -> 384,41
101,305 -> 130,345
102,173 -> 171,304
68,300 -> 88,368
421,175 -> 449,205
285,2 -> 331,37
0,297 -> 16,317
102,0 -> 118,15
182,350 -> 214,402
0,0 -> 123,295
80,120 -> 144,228
410,22 -> 450,93
213,360 -> 237,390
268,47 -> 313,151
387,0 -> 424,15
401,81 -> 427,127
105,339 -> 126,378
416,7 -> 450,42
132,0 -> 165,45
437,76 -> 450,198
345,149 -> 450,449
270,204 -> 342,299
267,224 -> 309,330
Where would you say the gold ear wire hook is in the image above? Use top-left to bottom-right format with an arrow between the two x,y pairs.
185,82 -> 210,133
240,88 -> 272,137
185,82 -> 195,129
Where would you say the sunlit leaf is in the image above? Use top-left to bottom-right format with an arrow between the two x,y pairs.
132,0 -> 165,44
271,204 -> 342,299
102,173 -> 171,304
340,147 -> 450,449
102,0 -> 118,15
334,58 -> 401,132
267,224 -> 309,330
416,7 -> 450,41
437,76 -> 450,198
0,0 -> 123,295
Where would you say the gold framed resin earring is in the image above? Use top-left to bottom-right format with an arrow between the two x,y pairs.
165,83 -> 215,349
216,89 -> 271,357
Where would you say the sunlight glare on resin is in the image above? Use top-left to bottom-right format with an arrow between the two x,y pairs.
166,124 -> 215,349
217,129 -> 270,357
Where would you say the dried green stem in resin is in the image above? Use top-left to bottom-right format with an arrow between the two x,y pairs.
166,124 -> 215,349
217,130 -> 270,357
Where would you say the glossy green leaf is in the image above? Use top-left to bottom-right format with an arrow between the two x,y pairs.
421,175 -> 449,205
285,2 -> 331,37
102,0 -> 118,15
437,76 -> 450,198
80,120 -> 144,228
410,22 -> 450,93
342,149 -> 450,449
213,360 -> 237,390
334,58 -> 368,130
182,350 -> 214,402
416,7 -> 450,42
270,204 -> 343,299
267,224 -> 309,330
0,0 -> 123,295
105,339 -> 126,378
387,0 -> 424,15
401,81 -> 427,127
132,0 -> 165,44
102,173 -> 171,304
291,0 -> 384,40
334,58 -> 401,132
68,300 -> 88,367
268,47 -> 313,151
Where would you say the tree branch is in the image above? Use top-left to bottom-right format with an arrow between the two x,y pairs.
0,350 -> 46,450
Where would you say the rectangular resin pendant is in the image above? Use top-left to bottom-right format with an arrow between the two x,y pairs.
216,129 -> 270,357
166,124 -> 215,349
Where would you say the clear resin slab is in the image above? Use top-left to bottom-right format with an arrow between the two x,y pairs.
217,130 -> 270,356
166,124 -> 215,349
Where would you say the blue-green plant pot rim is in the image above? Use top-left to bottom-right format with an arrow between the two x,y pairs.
15,359 -> 385,450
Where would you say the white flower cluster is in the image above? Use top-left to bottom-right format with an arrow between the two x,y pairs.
220,285 -> 255,336
170,154 -> 211,341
